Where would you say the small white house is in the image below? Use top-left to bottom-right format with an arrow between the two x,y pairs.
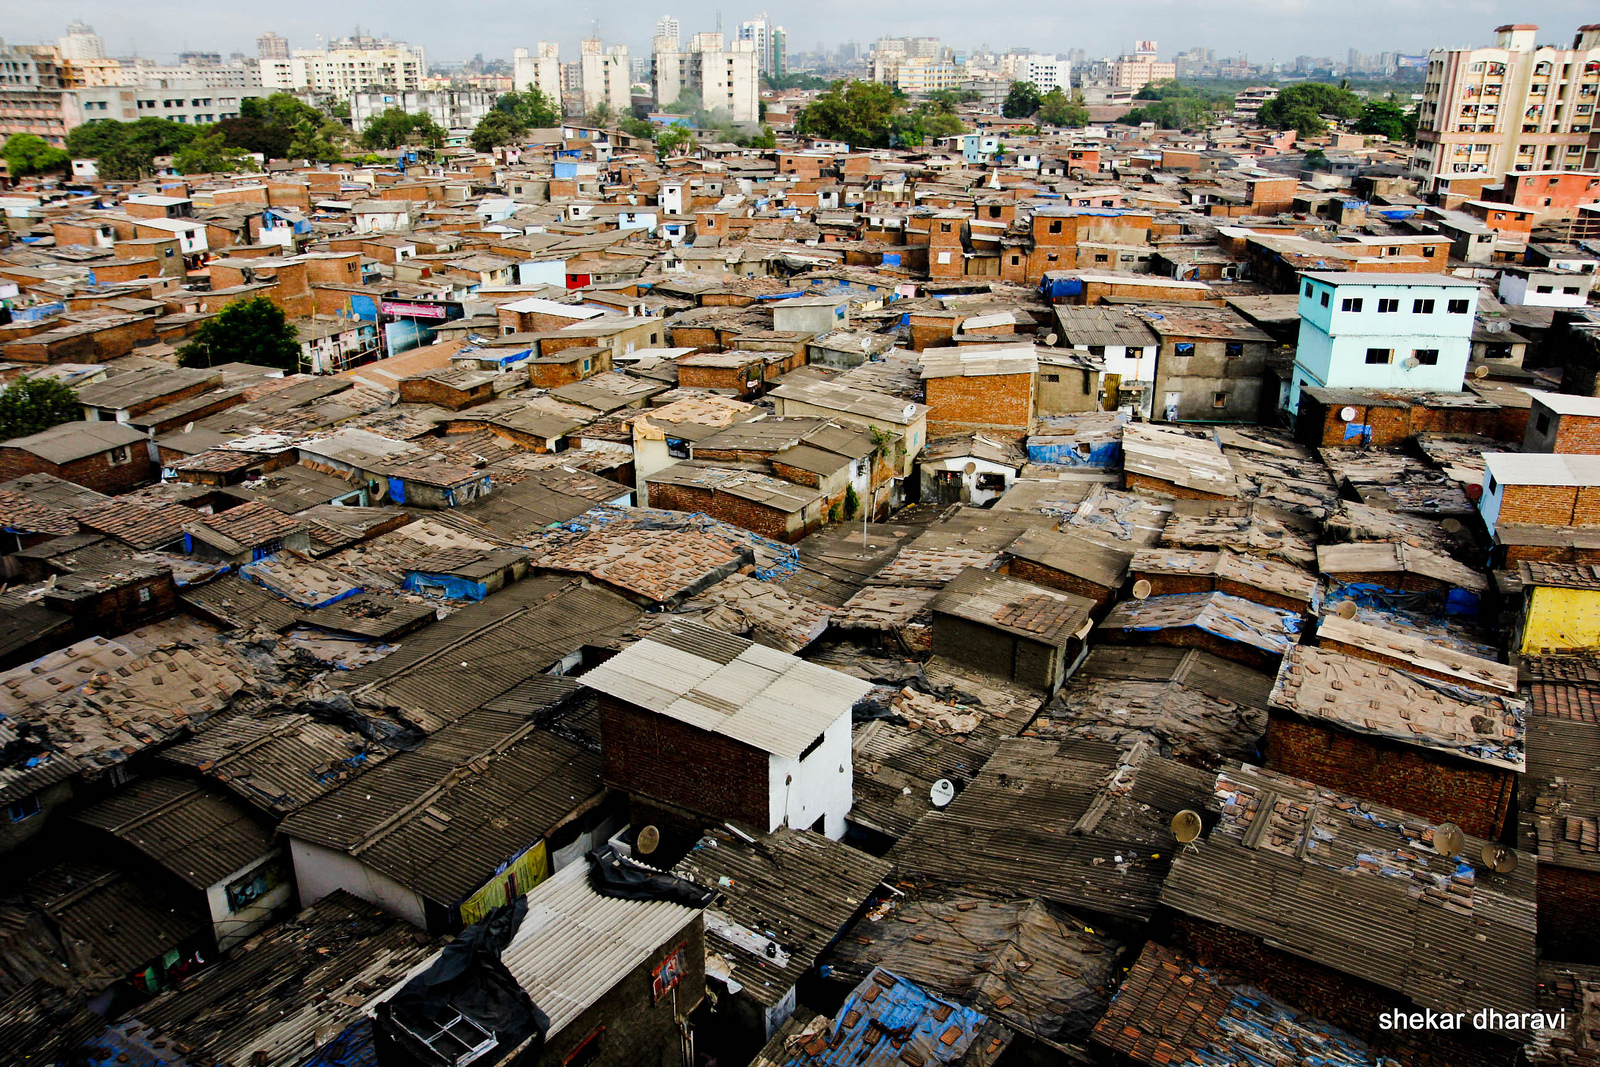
582,620 -> 870,839
1497,266 -> 1595,309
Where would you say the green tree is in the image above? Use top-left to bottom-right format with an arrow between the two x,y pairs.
1355,98 -> 1417,143
495,89 -> 561,129
178,297 -> 301,373
288,120 -> 345,163
471,110 -> 528,152
0,378 -> 80,440
215,116 -> 293,159
2,134 -> 71,177
747,124 -> 777,149
762,72 -> 829,91
65,118 -> 197,179
172,131 -> 258,174
361,108 -> 444,150
619,116 -> 656,139
1002,81 -> 1042,118
1257,83 -> 1363,136
795,80 -> 901,148
241,93 -> 326,129
1037,89 -> 1089,128
584,101 -> 615,128
655,124 -> 695,155
1303,148 -> 1330,170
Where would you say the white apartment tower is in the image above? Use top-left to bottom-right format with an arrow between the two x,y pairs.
512,43 -> 563,104
261,41 -> 427,94
579,39 -> 632,119
1412,24 -> 1600,188
653,32 -> 760,122
256,32 -> 290,61
739,13 -> 786,77
656,16 -> 681,50
58,21 -> 106,62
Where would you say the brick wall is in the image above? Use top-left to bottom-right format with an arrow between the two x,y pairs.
1497,484 -> 1600,527
44,571 -> 177,639
924,372 -> 1034,436
0,447 -> 152,495
397,378 -> 495,411
1501,541 -> 1600,566
1264,715 -> 1513,838
999,557 -> 1117,614
1553,413 -> 1600,454
1536,864 -> 1600,961
645,480 -> 810,543
599,695 -> 770,829
1123,472 -> 1234,501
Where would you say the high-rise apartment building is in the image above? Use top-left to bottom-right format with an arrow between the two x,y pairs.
580,39 -> 632,119
512,43 -> 563,104
653,31 -> 759,122
739,14 -> 787,77
656,16 -> 681,50
1021,55 -> 1073,92
57,21 -> 105,62
1411,23 -> 1600,188
257,33 -> 290,61
260,39 -> 426,95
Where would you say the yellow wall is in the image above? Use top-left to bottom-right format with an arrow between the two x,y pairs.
458,840 -> 550,926
1521,586 -> 1600,654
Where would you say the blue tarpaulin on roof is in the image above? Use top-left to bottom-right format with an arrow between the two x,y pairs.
388,477 -> 406,505
404,571 -> 490,600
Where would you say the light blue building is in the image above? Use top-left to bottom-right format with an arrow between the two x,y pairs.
1288,272 -> 1482,414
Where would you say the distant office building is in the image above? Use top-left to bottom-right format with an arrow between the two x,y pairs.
260,38 -> 427,95
57,21 -> 105,62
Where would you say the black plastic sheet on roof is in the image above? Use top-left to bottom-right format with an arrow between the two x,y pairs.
585,846 -> 716,908
375,898 -> 547,1067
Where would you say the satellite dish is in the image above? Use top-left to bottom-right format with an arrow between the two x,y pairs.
930,778 -> 956,808
1043,332 -> 1059,346
1474,365 -> 1490,378
1481,843 -> 1517,874
1441,517 -> 1463,534
963,461 -> 978,474
1333,600 -> 1358,620
1132,579 -> 1153,599
1339,406 -> 1358,422
1434,822 -> 1466,857
1402,357 -> 1420,370
1171,809 -> 1203,843
636,825 -> 661,856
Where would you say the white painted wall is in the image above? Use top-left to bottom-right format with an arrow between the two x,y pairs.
288,836 -> 428,929
767,713 -> 853,839
206,850 -> 295,952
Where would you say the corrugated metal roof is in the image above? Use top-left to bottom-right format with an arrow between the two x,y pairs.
386,856 -> 704,1039
889,737 -> 1213,922
1162,761 -> 1537,1032
672,827 -> 891,1009
279,707 -> 603,907
125,891 -> 440,1067
72,776 -> 277,890
580,621 -> 871,759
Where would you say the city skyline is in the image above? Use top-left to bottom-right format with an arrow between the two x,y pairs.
5,1 -> 1575,67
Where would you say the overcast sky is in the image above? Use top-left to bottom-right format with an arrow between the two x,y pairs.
9,2 -> 1595,65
